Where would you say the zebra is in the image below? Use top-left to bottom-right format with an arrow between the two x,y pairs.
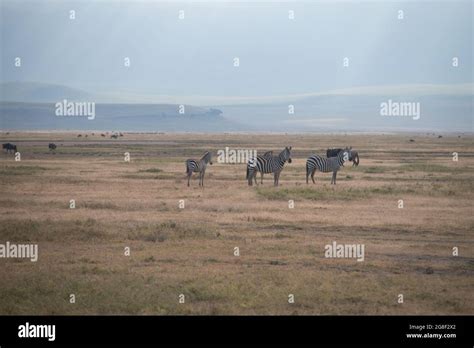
49,143 -> 57,151
306,147 -> 351,185
247,147 -> 292,187
245,150 -> 273,185
185,151 -> 213,187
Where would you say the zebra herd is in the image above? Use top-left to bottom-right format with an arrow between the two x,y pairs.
2,141 -> 358,187
185,146 -> 359,187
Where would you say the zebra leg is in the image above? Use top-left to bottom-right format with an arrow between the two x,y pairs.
334,171 -> 338,185
331,171 -> 336,184
253,171 -> 258,186
260,172 -> 264,184
202,169 -> 206,187
311,170 -> 316,184
248,168 -> 254,186
187,173 -> 191,187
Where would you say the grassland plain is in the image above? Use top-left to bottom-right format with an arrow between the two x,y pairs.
0,132 -> 473,315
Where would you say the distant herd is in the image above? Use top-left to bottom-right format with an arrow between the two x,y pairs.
2,141 -> 360,188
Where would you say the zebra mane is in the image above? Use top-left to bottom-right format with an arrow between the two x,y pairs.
263,150 -> 273,157
201,151 -> 212,162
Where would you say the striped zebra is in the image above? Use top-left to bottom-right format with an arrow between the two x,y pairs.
306,146 -> 351,185
185,151 -> 213,187
247,147 -> 292,187
245,150 -> 273,185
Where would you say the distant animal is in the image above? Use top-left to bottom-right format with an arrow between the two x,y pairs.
119,133 -> 124,137
350,151 -> 359,167
438,135 -> 443,138
101,134 -> 105,137
306,147 -> 351,185
111,134 -> 118,139
2,143 -> 17,154
77,134 -> 82,137
327,147 -> 359,167
326,148 -> 344,158
48,143 -> 57,151
409,139 -> 415,142
185,151 -> 213,187
247,147 -> 292,187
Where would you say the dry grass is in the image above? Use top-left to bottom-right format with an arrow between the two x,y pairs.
0,132 -> 473,315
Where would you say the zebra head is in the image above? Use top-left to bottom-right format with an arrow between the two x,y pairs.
202,151 -> 213,165
279,146 -> 292,163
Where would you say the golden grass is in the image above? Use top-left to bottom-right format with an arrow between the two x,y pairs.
0,132 -> 473,314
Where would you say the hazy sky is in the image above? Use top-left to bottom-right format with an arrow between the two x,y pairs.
1,0 -> 472,103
